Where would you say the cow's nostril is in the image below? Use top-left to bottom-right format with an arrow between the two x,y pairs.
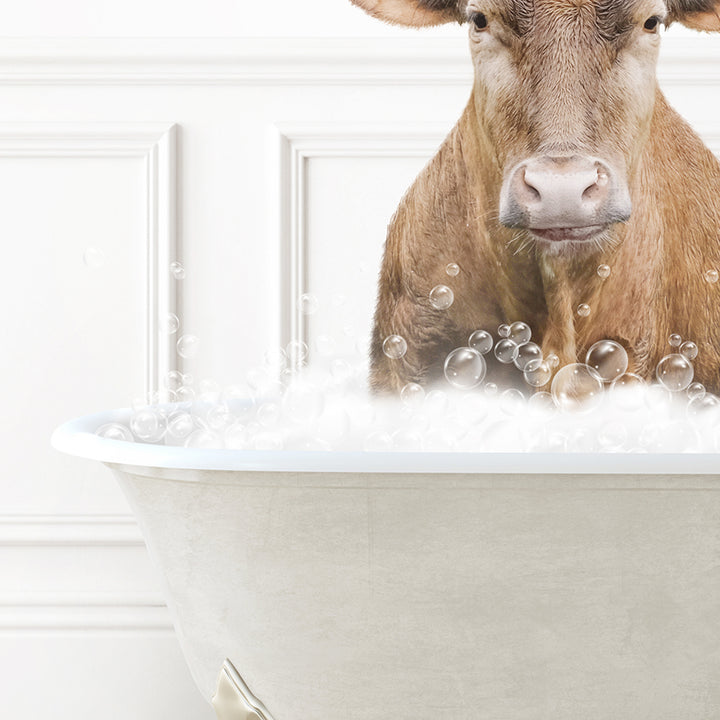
521,168 -> 542,201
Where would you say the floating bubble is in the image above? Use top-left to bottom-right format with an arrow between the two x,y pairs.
610,372 -> 646,410
669,333 -> 682,347
224,422 -> 249,449
299,293 -> 319,315
514,342 -> 542,371
585,340 -> 628,383
446,262 -> 460,277
176,386 -> 195,402
400,382 -> 425,408
687,393 -> 720,417
444,347 -> 487,389
177,334 -> 200,359
494,338 -> 519,364
546,353 -> 560,369
500,388 -> 525,416
597,264 -> 611,279
484,382 -> 498,396
164,370 -> 184,391
382,334 -> 407,360
705,269 -> 719,284
528,391 -> 555,414
577,303 -> 591,317
83,247 -> 105,269
468,329 -> 493,355
286,340 -> 309,367
551,363 -> 604,412
498,324 -> 510,338
262,347 -> 287,371
257,402 -> 281,428
161,313 -> 180,335
680,340 -> 698,360
508,321 -> 532,346
656,353 -> 694,392
130,408 -> 166,442
166,412 -> 194,441
687,382 -> 706,401
169,261 -> 186,280
96,422 -> 133,442
523,359 -> 552,387
330,358 -> 354,384
429,285 -> 454,310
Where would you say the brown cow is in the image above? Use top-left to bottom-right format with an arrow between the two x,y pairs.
351,0 -> 720,395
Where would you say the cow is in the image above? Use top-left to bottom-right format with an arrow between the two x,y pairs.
350,0 -> 720,396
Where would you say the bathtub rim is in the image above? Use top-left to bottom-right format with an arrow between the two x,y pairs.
51,407 -> 720,475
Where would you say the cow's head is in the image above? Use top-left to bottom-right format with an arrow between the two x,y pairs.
351,0 -> 720,255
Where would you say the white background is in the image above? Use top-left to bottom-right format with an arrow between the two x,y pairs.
0,2 -> 718,718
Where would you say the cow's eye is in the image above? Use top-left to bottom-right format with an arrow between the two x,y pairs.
470,12 -> 489,30
643,15 -> 661,32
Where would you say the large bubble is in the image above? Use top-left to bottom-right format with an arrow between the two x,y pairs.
585,340 -> 628,383
656,353 -> 694,392
444,347 -> 487,389
551,363 -> 604,412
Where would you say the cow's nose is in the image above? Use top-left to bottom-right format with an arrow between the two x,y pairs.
499,155 -> 631,230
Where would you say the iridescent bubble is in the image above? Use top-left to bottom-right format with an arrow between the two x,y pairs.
551,363 -> 604,412
446,262 -> 460,277
286,340 -> 309,366
443,347 -> 487,389
656,353 -> 694,392
610,372 -> 646,411
523,359 -> 552,387
669,333 -> 682,347
400,382 -> 425,408
169,261 -> 186,280
83,247 -> 105,269
577,303 -> 591,317
299,293 -> 319,315
498,324 -> 511,338
468,329 -> 493,355
429,285 -> 454,310
130,408 -> 166,442
382,334 -> 407,360
96,423 -> 133,442
514,342 -> 542,371
508,321 -> 532,346
177,334 -> 200,359
687,382 -> 706,401
585,340 -> 628,383
705,269 -> 719,284
494,338 -> 519,364
597,264 -> 611,279
161,313 -> 180,335
680,340 -> 698,360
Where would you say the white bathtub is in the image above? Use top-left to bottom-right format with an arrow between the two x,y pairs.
53,408 -> 720,720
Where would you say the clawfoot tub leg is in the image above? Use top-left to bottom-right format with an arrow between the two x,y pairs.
211,660 -> 276,720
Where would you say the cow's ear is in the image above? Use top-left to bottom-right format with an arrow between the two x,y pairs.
350,0 -> 462,27
667,0 -> 720,31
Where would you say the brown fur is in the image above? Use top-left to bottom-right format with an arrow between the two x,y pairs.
363,0 -> 720,394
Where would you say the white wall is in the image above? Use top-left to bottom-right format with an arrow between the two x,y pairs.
0,3 -> 718,718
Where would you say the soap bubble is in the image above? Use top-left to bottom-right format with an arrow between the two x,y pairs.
680,341 -> 698,360
687,393 -> 720,417
551,363 -> 604,412
130,408 -> 166,442
546,353 -> 560,369
669,333 -> 682,347
330,358 -> 353,384
224,422 -> 249,449
164,370 -> 184,391
528,391 -> 555,414
185,429 -> 222,449
705,269 -> 719,283
364,431 -> 393,452
468,329 -> 493,355
400,382 -> 425,408
494,338 -> 519,364
96,423 -> 133,442
577,303 -> 591,317
585,340 -> 628,383
514,342 -> 542,371
500,388 -> 525,416
656,353 -> 694,392
429,285 -> 454,310
382,334 -> 407,360
161,313 -> 180,335
392,429 -> 423,451
687,382 -> 706,400
299,293 -> 319,315
263,347 -> 287,371
597,264 -> 611,279
425,389 -> 450,414
484,382 -> 498,396
176,386 -> 195,402
598,424 -> 627,450
523,359 -> 552,387
166,412 -> 194,441
286,340 -> 309,366
610,372 -> 646,410
444,347 -> 487,389
169,261 -> 186,280
508,321 -> 532,346
83,247 -> 105,269
177,334 -> 200,359
446,262 -> 460,277
257,402 -> 281,428
498,324 -> 510,338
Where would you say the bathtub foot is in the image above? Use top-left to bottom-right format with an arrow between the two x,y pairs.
211,659 -> 276,720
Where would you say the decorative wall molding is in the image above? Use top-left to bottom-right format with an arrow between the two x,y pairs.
0,37 -> 714,85
0,514 -> 142,546
0,122 -> 178,398
274,124 -> 447,357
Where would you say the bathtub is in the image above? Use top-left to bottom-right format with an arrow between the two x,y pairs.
53,407 -> 720,719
